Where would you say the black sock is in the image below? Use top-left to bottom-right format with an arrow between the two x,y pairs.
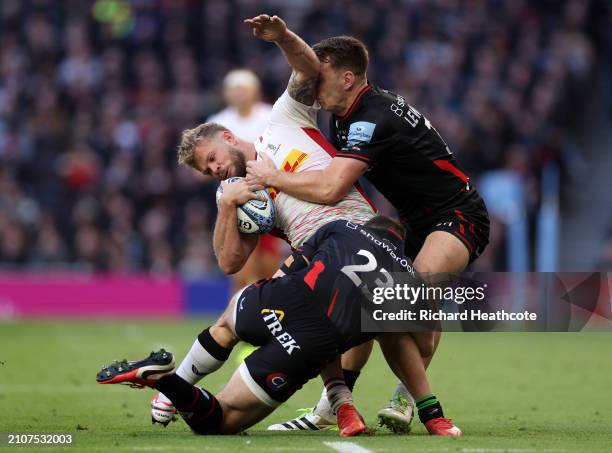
416,393 -> 444,424
154,374 -> 223,434
198,328 -> 232,361
342,369 -> 360,392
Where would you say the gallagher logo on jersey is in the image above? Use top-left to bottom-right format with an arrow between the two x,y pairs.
347,121 -> 376,146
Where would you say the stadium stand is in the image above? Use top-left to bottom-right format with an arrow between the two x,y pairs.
0,0 -> 609,272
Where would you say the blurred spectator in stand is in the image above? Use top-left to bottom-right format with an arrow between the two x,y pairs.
207,69 -> 272,144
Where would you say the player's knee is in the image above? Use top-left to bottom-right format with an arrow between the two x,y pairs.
210,317 -> 239,347
213,401 -> 245,434
210,301 -> 240,347
414,232 -> 470,276
213,312 -> 230,330
412,331 -> 436,358
416,337 -> 435,358
190,422 -> 224,436
413,253 -> 440,276
216,418 -> 241,435
181,391 -> 224,435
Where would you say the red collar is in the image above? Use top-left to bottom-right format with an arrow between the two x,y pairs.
338,84 -> 372,121
386,227 -> 404,240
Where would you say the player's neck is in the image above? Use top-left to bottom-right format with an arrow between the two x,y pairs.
337,80 -> 369,118
241,141 -> 257,161
236,104 -> 254,118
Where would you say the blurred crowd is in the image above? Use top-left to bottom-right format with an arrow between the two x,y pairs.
0,0 -> 609,273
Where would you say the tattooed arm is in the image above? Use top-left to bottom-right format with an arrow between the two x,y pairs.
243,15 -> 365,205
286,71 -> 317,106
244,15 -> 319,105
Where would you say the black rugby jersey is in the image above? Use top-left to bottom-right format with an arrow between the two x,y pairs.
329,84 -> 488,230
290,219 -> 418,350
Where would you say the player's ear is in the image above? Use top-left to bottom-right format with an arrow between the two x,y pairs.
343,71 -> 357,91
221,130 -> 238,145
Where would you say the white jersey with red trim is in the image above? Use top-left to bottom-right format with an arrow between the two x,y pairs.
254,90 -> 376,248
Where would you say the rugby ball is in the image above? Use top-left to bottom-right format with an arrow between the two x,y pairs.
215,177 -> 276,234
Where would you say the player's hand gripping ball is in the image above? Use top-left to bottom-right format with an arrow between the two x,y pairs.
216,177 -> 276,234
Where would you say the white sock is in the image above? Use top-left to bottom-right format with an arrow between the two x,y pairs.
313,387 -> 333,417
156,392 -> 172,405
176,338 -> 226,384
324,378 -> 353,415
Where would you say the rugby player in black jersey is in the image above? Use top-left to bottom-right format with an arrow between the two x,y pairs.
97,217 -> 464,436
246,15 -> 489,436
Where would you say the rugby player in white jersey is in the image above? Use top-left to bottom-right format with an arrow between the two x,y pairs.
148,15 -> 460,437
149,20 -> 376,435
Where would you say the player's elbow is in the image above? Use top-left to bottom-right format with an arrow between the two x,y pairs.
219,261 -> 242,275
320,183 -> 348,204
217,254 -> 246,275
218,262 -> 238,275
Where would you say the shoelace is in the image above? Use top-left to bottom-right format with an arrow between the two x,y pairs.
396,394 -> 409,407
388,393 -> 409,410
294,407 -> 339,431
295,407 -> 314,417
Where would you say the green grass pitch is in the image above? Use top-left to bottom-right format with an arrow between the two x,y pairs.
1,320 -> 610,452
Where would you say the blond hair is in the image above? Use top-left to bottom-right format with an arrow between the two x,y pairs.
223,69 -> 260,89
177,123 -> 229,168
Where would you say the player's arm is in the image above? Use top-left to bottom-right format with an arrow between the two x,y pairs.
248,112 -> 387,204
273,241 -> 315,278
213,181 -> 261,274
248,152 -> 368,204
244,14 -> 319,105
273,251 -> 310,278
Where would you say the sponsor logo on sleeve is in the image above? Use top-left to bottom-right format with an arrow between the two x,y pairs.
347,121 -> 376,146
281,149 -> 309,173
267,149 -> 309,201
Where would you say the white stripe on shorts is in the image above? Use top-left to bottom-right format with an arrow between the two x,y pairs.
238,362 -> 280,408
